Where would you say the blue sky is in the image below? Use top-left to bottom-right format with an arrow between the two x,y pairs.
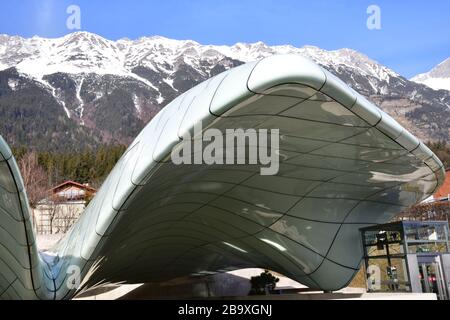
0,0 -> 449,78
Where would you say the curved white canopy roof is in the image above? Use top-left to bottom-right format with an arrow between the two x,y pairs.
0,55 -> 444,299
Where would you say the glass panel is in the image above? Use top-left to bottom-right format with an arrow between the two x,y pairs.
346,201 -> 406,224
225,185 -> 298,213
255,116 -> 367,142
209,196 -> 282,227
281,100 -> 369,127
343,127 -> 404,150
288,197 -> 357,223
404,222 -> 448,242
225,93 -> 301,116
269,215 -> 340,256
286,153 -> 368,171
366,258 -> 410,292
311,143 -> 407,162
407,243 -> 448,254
262,84 -> 318,99
278,163 -> 340,181
327,224 -> 371,269
253,229 -> 324,275
364,229 -> 404,257
308,182 -> 383,200
278,134 -> 330,153
242,174 -> 322,196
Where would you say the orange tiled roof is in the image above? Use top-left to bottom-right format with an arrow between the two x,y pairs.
434,170 -> 450,199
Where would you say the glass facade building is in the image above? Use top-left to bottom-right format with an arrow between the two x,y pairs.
361,221 -> 450,299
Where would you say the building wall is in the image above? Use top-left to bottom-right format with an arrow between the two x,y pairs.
55,186 -> 86,200
32,201 -> 85,234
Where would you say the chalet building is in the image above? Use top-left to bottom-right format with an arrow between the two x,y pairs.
33,181 -> 97,235
51,180 -> 97,202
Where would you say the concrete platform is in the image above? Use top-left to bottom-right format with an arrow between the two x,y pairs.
75,284 -> 436,300
74,268 -> 437,300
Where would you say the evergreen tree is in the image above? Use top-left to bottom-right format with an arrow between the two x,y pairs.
12,144 -> 127,186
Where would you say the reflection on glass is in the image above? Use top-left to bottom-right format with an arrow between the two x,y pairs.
405,222 -> 447,242
260,238 -> 287,252
222,242 -> 248,253
367,258 -> 410,292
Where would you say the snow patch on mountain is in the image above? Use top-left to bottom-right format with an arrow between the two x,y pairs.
38,78 -> 71,118
8,78 -> 19,91
413,77 -> 450,91
163,78 -> 176,91
76,77 -> 85,125
132,94 -> 142,115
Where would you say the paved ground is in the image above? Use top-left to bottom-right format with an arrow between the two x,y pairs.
74,284 -> 436,300
73,268 -> 436,300
36,234 -> 64,251
37,236 -> 436,300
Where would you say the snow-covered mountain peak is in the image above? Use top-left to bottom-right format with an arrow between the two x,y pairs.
416,58 -> 450,80
0,32 -> 401,86
411,58 -> 450,91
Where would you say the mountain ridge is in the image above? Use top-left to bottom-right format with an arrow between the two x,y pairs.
0,32 -> 400,83
0,32 -> 449,151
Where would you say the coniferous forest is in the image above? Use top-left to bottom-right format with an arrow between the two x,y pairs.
12,144 -> 127,188
427,140 -> 450,169
10,140 -> 449,191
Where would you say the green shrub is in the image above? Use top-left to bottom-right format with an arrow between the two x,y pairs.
249,270 -> 279,295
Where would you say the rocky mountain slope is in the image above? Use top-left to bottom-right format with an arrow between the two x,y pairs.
0,32 -> 449,151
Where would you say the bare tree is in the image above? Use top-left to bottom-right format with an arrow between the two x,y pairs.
34,200 -> 60,235
18,151 -> 49,208
46,202 -> 58,235
56,201 -> 81,234
396,201 -> 450,221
